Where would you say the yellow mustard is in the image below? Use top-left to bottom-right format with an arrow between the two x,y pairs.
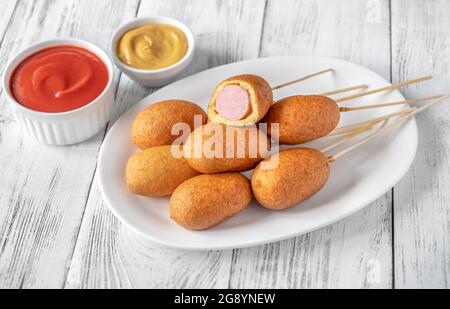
117,24 -> 189,70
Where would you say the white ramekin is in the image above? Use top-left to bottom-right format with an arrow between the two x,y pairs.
2,38 -> 115,146
111,16 -> 195,87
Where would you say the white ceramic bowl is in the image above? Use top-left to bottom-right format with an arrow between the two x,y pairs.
2,39 -> 115,146
111,16 -> 195,87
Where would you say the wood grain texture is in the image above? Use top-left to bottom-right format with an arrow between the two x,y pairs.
228,0 -> 393,289
0,0 -> 447,289
0,1 -> 18,45
65,0 -> 267,289
392,0 -> 450,289
0,0 -> 140,288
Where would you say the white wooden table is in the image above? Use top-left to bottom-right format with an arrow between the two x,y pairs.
0,0 -> 449,289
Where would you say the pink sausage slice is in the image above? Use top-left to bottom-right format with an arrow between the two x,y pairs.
216,85 -> 251,120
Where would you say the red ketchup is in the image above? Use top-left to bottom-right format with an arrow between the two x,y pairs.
10,45 -> 109,113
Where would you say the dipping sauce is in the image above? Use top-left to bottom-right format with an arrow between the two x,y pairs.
117,24 -> 188,70
10,45 -> 109,113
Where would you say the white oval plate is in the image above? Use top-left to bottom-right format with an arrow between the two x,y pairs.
98,56 -> 418,250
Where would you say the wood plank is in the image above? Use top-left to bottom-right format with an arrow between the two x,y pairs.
0,0 -> 140,288
228,0 -> 394,289
65,0 -> 267,289
392,0 -> 450,289
0,0 -> 18,44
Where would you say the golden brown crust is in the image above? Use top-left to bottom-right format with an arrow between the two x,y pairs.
132,100 -> 208,149
183,123 -> 271,174
251,148 -> 330,210
208,74 -> 273,126
170,173 -> 252,230
263,95 -> 340,145
126,146 -> 201,197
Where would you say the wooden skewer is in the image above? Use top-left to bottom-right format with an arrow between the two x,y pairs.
319,84 -> 368,96
328,111 -> 414,162
339,95 -> 443,112
322,107 -> 413,153
328,94 -> 450,162
328,109 -> 415,137
335,75 -> 433,103
271,83 -> 369,105
320,118 -> 389,153
271,69 -> 333,90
